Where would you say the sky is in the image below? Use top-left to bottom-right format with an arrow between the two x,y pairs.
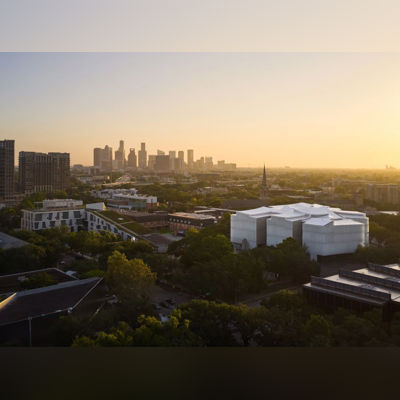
1,0 -> 400,52
1,52 -> 400,168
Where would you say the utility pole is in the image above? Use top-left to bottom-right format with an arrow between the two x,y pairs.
28,317 -> 32,347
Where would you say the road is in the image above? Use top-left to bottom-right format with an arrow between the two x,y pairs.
238,284 -> 301,308
150,284 -> 193,317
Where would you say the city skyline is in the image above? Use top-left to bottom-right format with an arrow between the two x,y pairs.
1,52 -> 400,168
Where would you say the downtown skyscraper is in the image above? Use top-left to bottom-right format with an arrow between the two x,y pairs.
0,139 -> 15,199
138,142 -> 147,169
19,152 -> 70,193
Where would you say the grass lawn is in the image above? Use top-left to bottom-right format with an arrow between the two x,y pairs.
122,221 -> 151,234
100,210 -> 128,223
97,210 -> 151,234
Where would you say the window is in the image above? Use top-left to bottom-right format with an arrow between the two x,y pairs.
47,213 -> 53,220
35,214 -> 42,221
62,211 -> 69,219
50,221 -> 55,227
74,211 -> 81,218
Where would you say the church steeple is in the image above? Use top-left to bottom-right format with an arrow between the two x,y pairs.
260,164 -> 268,201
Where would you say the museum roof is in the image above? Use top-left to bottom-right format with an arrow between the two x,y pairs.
236,203 -> 367,226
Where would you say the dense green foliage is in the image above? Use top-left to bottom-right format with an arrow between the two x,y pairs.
168,221 -> 318,301
250,238 -> 320,283
168,227 -> 266,301
72,313 -> 200,347
20,272 -> 56,290
105,251 -> 156,303
0,226 -> 154,275
353,214 -> 400,264
71,291 -> 400,347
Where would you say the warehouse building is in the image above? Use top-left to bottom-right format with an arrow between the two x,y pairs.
230,203 -> 369,259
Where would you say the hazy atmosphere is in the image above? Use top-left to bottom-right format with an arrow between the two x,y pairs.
1,52 -> 399,168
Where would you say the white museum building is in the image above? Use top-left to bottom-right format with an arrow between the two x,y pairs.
230,203 -> 369,260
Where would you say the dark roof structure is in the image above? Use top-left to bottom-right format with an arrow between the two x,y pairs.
303,263 -> 400,307
0,277 -> 102,326
143,233 -> 182,252
0,268 -> 77,296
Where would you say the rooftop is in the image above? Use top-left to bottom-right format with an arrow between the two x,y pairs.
0,232 -> 29,251
304,263 -> 400,305
143,233 -> 182,251
0,278 -> 102,326
168,212 -> 216,221
0,268 -> 77,296
27,199 -> 85,212
236,202 -> 367,226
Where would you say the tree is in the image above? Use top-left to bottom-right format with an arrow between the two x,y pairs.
262,290 -> 305,311
20,272 -> 56,290
302,314 -> 331,347
0,207 -> 20,232
180,231 -> 234,267
73,316 -> 200,347
132,312 -> 200,346
52,315 -> 83,346
251,238 -> 319,283
105,251 -> 157,303
176,300 -> 242,346
0,244 -> 46,274
72,336 -> 96,347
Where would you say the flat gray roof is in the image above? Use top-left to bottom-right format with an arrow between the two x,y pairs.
304,263 -> 400,304
0,232 -> 29,250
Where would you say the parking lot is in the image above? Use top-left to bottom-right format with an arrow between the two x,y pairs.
150,284 -> 193,318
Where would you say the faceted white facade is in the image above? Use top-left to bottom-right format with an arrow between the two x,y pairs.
230,207 -> 268,249
230,203 -> 369,259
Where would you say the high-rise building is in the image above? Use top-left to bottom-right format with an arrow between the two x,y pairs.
49,153 -> 70,191
127,148 -> 137,169
169,151 -> 176,170
0,139 -> 15,199
155,155 -> 170,172
174,157 -> 184,171
100,145 -> 113,170
196,157 -> 205,170
205,157 -> 213,170
187,149 -> 194,169
138,143 -> 147,169
93,148 -> 102,167
19,152 -> 70,193
217,160 -> 236,171
114,140 -> 126,169
148,155 -> 156,170
178,151 -> 184,164
157,150 -> 165,155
